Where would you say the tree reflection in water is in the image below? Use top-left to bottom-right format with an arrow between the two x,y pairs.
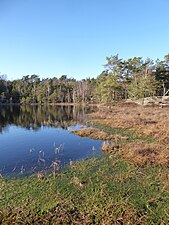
0,105 -> 97,132
0,105 -> 102,177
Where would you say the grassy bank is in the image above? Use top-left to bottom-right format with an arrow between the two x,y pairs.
1,104 -> 169,224
1,156 -> 169,224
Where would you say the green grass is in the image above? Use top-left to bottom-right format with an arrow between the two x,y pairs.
0,155 -> 169,224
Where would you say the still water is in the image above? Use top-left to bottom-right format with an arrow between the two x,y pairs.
0,105 -> 102,177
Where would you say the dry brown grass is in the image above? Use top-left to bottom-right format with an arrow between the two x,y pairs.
86,104 -> 169,166
70,176 -> 85,188
158,172 -> 169,189
71,128 -> 128,141
100,140 -> 169,166
102,141 -> 119,153
119,142 -> 169,166
88,104 -> 169,144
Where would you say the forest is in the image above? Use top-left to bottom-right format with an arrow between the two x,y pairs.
0,54 -> 169,104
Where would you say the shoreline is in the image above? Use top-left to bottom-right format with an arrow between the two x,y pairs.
1,104 -> 169,223
0,102 -> 99,107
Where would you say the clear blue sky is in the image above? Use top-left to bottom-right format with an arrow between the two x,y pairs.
0,0 -> 169,80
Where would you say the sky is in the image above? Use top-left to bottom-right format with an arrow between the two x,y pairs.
0,0 -> 169,81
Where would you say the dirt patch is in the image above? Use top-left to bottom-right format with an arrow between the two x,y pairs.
71,128 -> 128,141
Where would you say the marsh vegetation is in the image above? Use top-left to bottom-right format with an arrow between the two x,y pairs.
0,104 -> 169,224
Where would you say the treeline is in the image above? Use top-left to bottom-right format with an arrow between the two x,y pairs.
0,74 -> 96,104
0,54 -> 169,104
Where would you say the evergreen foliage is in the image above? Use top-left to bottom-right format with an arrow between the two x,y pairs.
0,54 -> 169,104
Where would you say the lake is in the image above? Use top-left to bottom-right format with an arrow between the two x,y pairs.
0,105 -> 102,177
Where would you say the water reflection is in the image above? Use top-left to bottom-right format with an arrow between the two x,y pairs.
0,105 -> 102,177
0,105 -> 96,132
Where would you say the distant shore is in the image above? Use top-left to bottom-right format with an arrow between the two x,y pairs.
0,102 -> 99,107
